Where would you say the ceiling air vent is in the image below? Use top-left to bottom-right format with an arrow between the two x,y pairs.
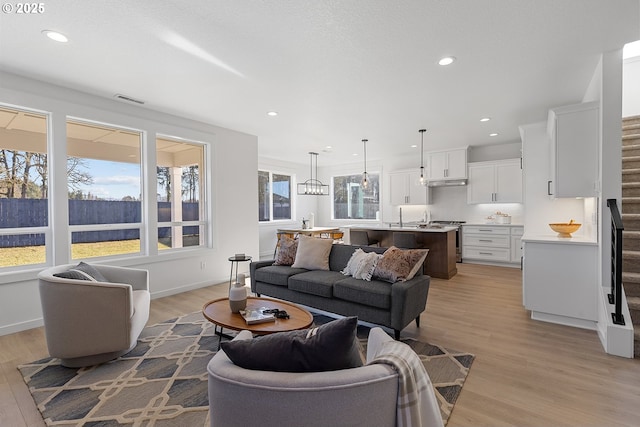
114,94 -> 145,105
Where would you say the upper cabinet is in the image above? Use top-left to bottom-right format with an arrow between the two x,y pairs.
467,159 -> 523,204
389,170 -> 431,205
547,101 -> 599,198
427,147 -> 468,181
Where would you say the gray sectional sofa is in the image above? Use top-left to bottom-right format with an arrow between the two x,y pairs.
250,244 -> 431,339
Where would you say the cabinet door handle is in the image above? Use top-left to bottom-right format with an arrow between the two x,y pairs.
479,239 -> 493,242
479,252 -> 493,255
547,180 -> 552,195
478,229 -> 493,232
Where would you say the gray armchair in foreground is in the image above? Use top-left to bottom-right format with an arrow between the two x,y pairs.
38,264 -> 150,368
208,327 -> 400,427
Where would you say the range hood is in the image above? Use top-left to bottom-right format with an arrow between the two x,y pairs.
427,179 -> 467,187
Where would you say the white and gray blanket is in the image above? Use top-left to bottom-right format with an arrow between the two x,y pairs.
371,340 -> 444,427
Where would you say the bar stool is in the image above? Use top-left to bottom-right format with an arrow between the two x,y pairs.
350,230 -> 379,246
393,232 -> 418,249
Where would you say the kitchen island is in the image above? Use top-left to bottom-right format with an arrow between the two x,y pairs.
348,225 -> 457,279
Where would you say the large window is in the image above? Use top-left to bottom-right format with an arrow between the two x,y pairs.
67,119 -> 143,259
333,173 -> 380,220
258,170 -> 292,221
156,136 -> 206,250
0,105 -> 49,268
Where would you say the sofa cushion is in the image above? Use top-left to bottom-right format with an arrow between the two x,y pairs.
220,316 -> 362,372
288,270 -> 346,297
334,277 -> 392,309
291,235 -> 333,270
274,235 -> 298,266
254,265 -> 308,287
373,246 -> 429,283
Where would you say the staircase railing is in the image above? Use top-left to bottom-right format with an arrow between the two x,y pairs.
607,198 -> 625,325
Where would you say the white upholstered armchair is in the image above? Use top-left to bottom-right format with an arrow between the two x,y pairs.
38,263 -> 150,367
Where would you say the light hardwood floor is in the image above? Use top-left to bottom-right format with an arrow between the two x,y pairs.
2,263 -> 639,426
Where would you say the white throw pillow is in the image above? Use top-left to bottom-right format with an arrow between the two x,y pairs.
342,248 -> 366,276
342,248 -> 381,281
291,235 -> 333,270
353,251 -> 381,281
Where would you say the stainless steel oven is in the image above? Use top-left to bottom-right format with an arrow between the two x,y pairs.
430,220 -> 466,263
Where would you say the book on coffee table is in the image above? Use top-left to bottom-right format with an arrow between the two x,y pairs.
239,308 -> 276,325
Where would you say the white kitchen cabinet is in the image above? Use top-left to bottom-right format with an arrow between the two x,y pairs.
389,170 -> 431,205
462,225 -> 521,266
510,226 -> 523,264
427,148 -> 467,181
467,159 -> 522,204
547,101 -> 599,198
522,238 -> 598,327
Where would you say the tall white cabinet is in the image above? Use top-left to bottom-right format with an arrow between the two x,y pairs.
547,101 -> 599,198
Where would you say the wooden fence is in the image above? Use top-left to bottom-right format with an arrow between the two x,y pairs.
0,199 -> 199,247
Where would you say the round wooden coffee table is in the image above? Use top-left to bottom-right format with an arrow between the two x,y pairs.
202,296 -> 313,345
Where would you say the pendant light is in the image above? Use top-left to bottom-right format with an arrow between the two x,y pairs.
418,129 -> 427,186
361,139 -> 369,189
297,152 -> 329,195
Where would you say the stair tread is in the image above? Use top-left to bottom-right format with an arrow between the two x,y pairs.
622,183 -> 640,187
623,230 -> 640,236
623,143 -> 640,149
623,271 -> 640,282
623,168 -> 640,173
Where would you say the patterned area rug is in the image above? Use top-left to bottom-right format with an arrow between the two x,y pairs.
19,312 -> 474,426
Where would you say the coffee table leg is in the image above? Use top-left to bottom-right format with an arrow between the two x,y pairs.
214,324 -> 237,350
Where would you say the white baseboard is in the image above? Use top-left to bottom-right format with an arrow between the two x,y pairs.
0,318 -> 43,336
151,279 -> 226,300
530,311 -> 597,330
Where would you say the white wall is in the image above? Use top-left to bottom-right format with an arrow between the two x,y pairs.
623,56 -> 640,117
0,72 -> 259,335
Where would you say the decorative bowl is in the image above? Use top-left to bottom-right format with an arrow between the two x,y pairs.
549,221 -> 581,237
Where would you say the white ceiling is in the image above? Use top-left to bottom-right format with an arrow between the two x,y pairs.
0,0 -> 638,165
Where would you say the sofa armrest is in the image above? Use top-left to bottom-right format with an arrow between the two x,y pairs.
95,264 -> 149,292
250,260 -> 274,292
389,275 -> 431,331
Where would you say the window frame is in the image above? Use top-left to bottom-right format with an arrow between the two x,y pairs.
258,169 -> 293,222
0,103 -> 51,271
330,170 -> 381,222
156,134 -> 209,252
65,116 -> 145,261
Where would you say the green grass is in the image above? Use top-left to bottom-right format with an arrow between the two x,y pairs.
0,240 -> 171,267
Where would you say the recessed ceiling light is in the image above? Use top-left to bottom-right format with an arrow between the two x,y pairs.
42,30 -> 68,43
480,117 -> 491,122
438,56 -> 456,66
325,145 -> 332,149
267,111 -> 278,116
489,133 -> 499,137
352,153 -> 358,156
411,144 -> 418,148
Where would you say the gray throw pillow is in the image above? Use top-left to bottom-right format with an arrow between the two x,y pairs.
53,262 -> 108,282
220,316 -> 363,372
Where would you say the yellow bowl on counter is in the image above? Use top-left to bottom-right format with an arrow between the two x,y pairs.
549,221 -> 581,237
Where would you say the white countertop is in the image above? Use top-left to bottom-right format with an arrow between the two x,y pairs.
521,233 -> 597,245
348,224 -> 457,233
463,223 -> 524,227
